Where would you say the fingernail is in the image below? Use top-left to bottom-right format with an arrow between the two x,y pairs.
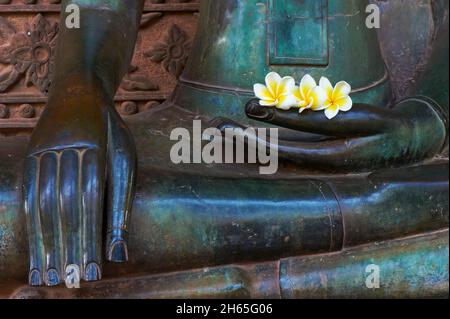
65,264 -> 81,289
29,269 -> 42,286
85,263 -> 102,281
108,240 -> 128,262
46,268 -> 60,286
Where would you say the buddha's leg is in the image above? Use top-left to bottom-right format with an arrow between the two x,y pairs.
24,0 -> 143,286
8,230 -> 449,299
0,128 -> 448,293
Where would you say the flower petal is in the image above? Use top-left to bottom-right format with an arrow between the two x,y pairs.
265,72 -> 282,96
336,96 -> 353,112
299,74 -> 317,99
325,104 -> 340,119
323,100 -> 333,109
259,99 -> 278,107
277,94 -> 299,110
293,86 -> 303,102
12,47 -> 33,64
309,86 -> 328,111
319,76 -> 334,98
162,57 -> 171,71
254,83 -> 273,100
278,76 -> 296,95
332,81 -> 351,100
167,59 -> 179,76
145,43 -> 168,62
299,102 -> 308,108
299,106 -> 310,114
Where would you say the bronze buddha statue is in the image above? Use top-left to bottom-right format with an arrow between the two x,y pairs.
0,0 -> 448,298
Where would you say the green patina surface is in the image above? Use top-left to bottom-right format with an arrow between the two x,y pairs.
268,0 -> 329,66
177,0 -> 392,122
281,230 -> 449,298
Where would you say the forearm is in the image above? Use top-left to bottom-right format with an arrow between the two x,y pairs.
51,0 -> 144,98
245,99 -> 399,138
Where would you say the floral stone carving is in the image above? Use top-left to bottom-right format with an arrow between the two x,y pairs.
145,24 -> 191,78
0,14 -> 57,93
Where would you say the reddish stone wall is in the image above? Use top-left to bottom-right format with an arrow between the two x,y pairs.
0,0 -> 199,134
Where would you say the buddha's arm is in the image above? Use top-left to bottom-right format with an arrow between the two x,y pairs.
238,97 -> 447,172
24,0 -> 143,286
51,0 -> 144,97
212,93 -> 447,172
213,13 -> 449,172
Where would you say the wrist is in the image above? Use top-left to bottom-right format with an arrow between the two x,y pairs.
48,71 -> 112,100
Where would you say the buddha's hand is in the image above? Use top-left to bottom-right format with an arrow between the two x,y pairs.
213,97 -> 447,172
23,80 -> 136,287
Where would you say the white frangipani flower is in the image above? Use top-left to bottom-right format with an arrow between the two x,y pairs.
319,77 -> 353,120
253,73 -> 353,120
293,74 -> 328,113
253,72 -> 298,110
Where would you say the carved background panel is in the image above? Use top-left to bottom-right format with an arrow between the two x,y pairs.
0,0 -> 199,134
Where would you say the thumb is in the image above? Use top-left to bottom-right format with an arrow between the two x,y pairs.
105,110 -> 137,262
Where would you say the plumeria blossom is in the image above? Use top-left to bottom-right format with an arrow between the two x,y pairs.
293,74 -> 328,113
319,77 -> 353,119
253,72 -> 298,110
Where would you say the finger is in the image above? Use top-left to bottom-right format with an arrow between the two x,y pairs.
39,152 -> 63,286
245,99 -> 397,137
209,118 -> 387,171
23,156 -> 45,286
207,116 -> 379,170
208,117 -> 330,143
105,111 -> 137,262
59,149 -> 82,285
81,149 -> 105,281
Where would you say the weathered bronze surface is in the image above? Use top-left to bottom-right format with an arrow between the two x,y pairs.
0,0 -> 448,298
8,230 -> 448,298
